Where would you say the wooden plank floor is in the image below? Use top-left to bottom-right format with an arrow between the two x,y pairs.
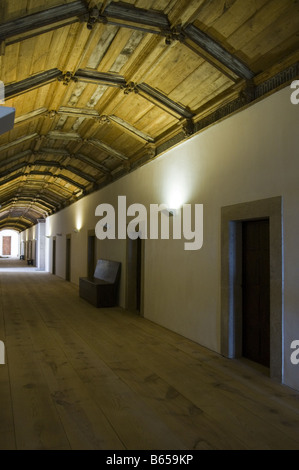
1,261 -> 299,450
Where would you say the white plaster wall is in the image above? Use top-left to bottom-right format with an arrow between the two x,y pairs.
23,85 -> 299,391
20,225 -> 37,260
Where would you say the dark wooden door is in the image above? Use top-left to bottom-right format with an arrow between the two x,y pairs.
87,235 -> 96,278
127,237 -> 142,313
136,237 -> 142,312
66,237 -> 71,281
52,239 -> 56,275
242,219 -> 270,367
3,236 -> 11,255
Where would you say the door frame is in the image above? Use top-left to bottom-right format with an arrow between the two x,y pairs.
52,237 -> 56,275
221,197 -> 283,381
126,235 -> 145,316
65,234 -> 71,281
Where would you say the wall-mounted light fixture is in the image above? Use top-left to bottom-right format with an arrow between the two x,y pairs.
56,233 -> 62,237
161,207 -> 178,217
73,228 -> 80,233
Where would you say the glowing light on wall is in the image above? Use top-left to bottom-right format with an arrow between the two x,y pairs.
75,213 -> 83,232
166,188 -> 186,210
162,166 -> 191,211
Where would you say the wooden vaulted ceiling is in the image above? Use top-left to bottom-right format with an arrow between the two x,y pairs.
0,0 -> 298,231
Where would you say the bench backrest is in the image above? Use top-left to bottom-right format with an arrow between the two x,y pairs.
94,259 -> 121,284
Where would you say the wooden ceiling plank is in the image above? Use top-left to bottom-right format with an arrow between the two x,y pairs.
184,23 -> 254,80
82,84 -> 108,109
208,0 -> 267,40
109,30 -> 146,74
104,92 -> 155,127
63,23 -> 94,72
227,0 -> 296,58
1,42 -> 20,84
236,7 -> 299,70
45,25 -> 72,71
192,0 -> 238,30
30,30 -> 55,76
124,34 -> 166,82
168,0 -> 207,27
98,27 -> 138,73
170,63 -> 232,109
145,41 -> 205,95
86,25 -> 119,69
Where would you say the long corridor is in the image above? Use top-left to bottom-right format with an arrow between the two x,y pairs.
1,260 -> 299,450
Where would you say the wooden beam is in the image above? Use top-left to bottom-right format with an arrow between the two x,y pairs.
5,69 -> 62,100
2,200 -> 49,215
137,83 -> 194,119
3,196 -> 55,211
57,107 -> 100,119
0,170 -> 86,192
75,153 -> 111,175
88,139 -> 128,161
0,150 -> 32,166
184,24 -> 254,81
0,134 -> 38,152
40,148 -> 70,156
109,115 -> 155,143
47,131 -> 82,141
0,220 -> 29,231
103,2 -> 170,30
29,170 -> 87,191
38,148 -> 111,175
33,160 -> 97,184
14,108 -> 48,125
0,1 -> 88,42
75,69 -> 126,87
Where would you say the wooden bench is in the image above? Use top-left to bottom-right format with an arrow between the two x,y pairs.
79,259 -> 121,308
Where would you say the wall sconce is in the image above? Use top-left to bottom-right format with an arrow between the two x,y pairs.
168,209 -> 178,217
73,228 -> 80,233
161,208 -> 178,217
46,236 -> 51,238
56,233 -> 62,237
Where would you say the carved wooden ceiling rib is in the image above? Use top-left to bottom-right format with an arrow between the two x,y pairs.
0,0 -> 298,230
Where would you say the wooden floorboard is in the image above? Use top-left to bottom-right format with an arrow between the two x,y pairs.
0,264 -> 299,450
